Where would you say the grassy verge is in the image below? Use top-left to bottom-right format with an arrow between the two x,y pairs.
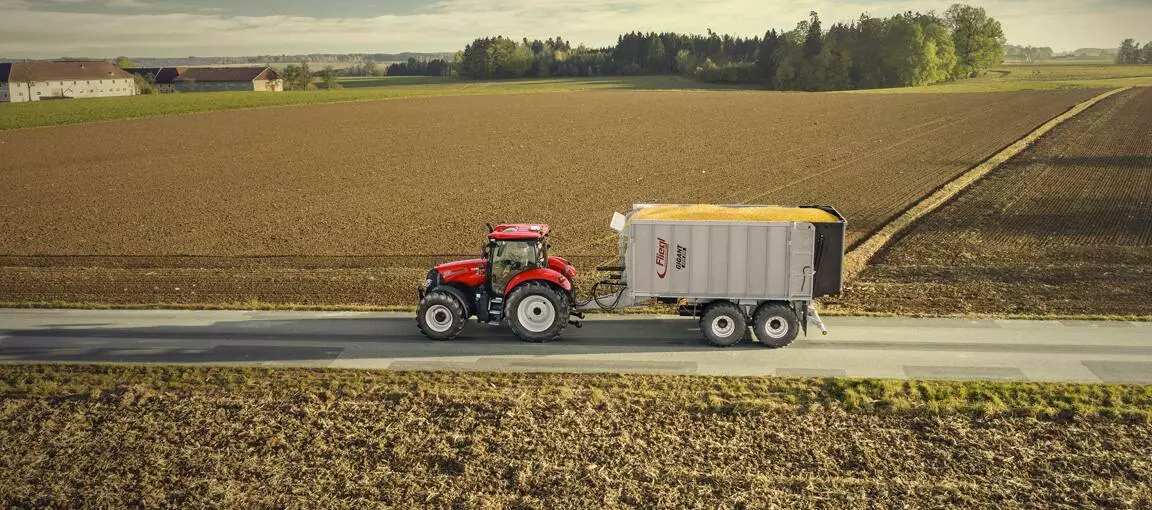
850,63 -> 1152,94
0,75 -> 735,131
1,364 -> 1149,507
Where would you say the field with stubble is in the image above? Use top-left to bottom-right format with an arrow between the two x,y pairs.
0,88 -> 1098,307
833,87 -> 1152,317
0,365 -> 1150,508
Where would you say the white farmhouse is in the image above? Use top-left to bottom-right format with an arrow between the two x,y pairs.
0,61 -> 137,103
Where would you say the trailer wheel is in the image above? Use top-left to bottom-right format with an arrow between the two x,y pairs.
701,302 -> 747,347
506,282 -> 569,342
753,303 -> 799,348
417,291 -> 466,340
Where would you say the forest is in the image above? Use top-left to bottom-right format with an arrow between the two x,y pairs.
453,4 -> 1006,91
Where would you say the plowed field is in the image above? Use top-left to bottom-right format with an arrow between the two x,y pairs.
3,365 -> 1151,508
0,89 -> 1098,305
833,87 -> 1152,316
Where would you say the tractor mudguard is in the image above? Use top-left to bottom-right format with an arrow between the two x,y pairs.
504,268 -> 572,296
427,285 -> 473,317
547,256 -> 577,278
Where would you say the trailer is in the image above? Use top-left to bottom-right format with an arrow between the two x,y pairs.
415,204 -> 845,347
584,204 -> 845,347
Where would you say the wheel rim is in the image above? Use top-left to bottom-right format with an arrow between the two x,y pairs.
763,316 -> 789,339
711,315 -> 736,338
424,304 -> 453,333
517,295 -> 556,333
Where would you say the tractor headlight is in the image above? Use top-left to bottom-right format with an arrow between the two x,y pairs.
421,269 -> 438,291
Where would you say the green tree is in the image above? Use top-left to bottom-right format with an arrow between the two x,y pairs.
458,37 -> 532,79
501,40 -> 534,78
945,4 -> 1005,77
115,56 -> 135,69
299,61 -> 313,90
674,49 -> 698,75
815,24 -> 853,90
772,29 -> 803,90
1141,42 -> 1152,64
281,62 -> 313,91
1116,39 -> 1140,64
920,19 -> 958,83
320,65 -> 340,89
130,73 -> 154,94
803,11 -> 823,59
362,58 -> 379,76
755,30 -> 781,86
646,34 -> 668,73
281,65 -> 301,90
880,16 -> 925,87
851,14 -> 887,89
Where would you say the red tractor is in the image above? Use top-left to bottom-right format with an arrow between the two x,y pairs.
416,224 -> 582,342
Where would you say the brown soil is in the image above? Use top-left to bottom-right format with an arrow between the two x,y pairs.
1,365 -> 1149,508
832,87 -> 1152,316
0,89 -> 1098,306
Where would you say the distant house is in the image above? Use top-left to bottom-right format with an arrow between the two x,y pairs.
124,67 -> 187,93
172,67 -> 283,92
0,61 -> 136,103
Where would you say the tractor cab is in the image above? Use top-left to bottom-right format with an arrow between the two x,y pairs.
417,223 -> 580,343
485,224 -> 549,294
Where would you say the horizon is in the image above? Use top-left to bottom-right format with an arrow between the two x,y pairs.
0,0 -> 1148,59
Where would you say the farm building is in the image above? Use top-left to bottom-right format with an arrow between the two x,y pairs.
172,67 -> 283,92
124,67 -> 187,93
0,61 -> 136,103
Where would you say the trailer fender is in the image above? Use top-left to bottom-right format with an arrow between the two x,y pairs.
505,268 -> 572,297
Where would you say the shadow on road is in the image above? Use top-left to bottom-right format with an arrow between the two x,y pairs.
4,315 -> 1150,366
0,316 -> 744,364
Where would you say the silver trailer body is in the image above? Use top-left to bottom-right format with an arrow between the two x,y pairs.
585,204 -> 844,346
625,220 -> 817,302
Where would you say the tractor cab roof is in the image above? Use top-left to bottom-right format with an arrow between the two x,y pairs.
488,224 -> 550,241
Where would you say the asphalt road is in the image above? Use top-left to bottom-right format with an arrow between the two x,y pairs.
0,309 -> 1150,383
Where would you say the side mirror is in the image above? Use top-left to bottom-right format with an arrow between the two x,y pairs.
486,223 -> 494,233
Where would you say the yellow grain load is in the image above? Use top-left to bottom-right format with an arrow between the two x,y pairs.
630,204 -> 840,223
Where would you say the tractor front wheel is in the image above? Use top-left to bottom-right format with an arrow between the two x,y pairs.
417,291 -> 466,341
506,282 -> 569,342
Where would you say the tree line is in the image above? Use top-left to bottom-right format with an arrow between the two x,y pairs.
1004,45 -> 1054,62
385,57 -> 452,76
453,3 -> 1006,90
1116,39 -> 1152,64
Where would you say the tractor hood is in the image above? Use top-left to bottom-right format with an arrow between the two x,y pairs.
434,258 -> 484,277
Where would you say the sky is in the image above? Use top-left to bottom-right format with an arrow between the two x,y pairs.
0,0 -> 1148,58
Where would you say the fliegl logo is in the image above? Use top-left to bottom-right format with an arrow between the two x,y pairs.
656,238 -> 669,279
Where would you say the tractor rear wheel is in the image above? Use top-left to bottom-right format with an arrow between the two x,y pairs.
506,282 -> 569,342
753,303 -> 799,348
417,290 -> 466,341
701,302 -> 747,347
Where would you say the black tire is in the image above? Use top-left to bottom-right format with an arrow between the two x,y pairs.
416,291 -> 466,341
700,302 -> 747,347
753,303 -> 800,348
506,281 -> 569,342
